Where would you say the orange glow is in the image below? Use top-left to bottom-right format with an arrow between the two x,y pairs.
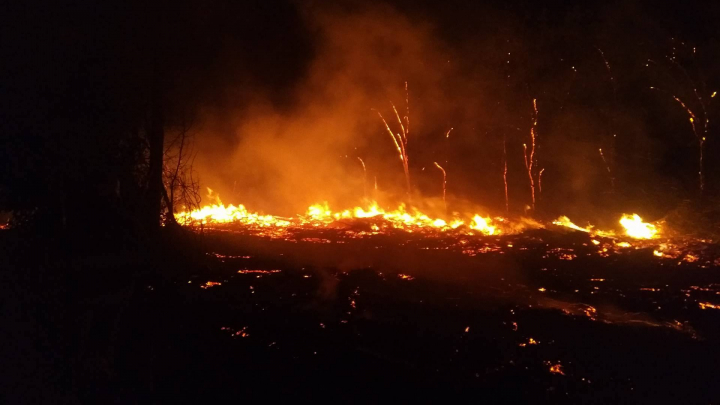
551,216 -> 614,238
619,214 -> 658,239
699,302 -> 719,310
553,214 -> 659,240
238,270 -> 281,274
549,364 -> 565,375
200,281 -> 222,289
177,199 -> 499,236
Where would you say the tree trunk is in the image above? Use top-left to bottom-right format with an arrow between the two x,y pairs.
146,90 -> 164,232
161,185 -> 178,226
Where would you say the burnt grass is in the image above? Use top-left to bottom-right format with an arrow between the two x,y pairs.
3,227 -> 720,404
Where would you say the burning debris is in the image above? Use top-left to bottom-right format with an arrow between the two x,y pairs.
237,269 -> 282,275
547,363 -> 565,375
518,337 -> 538,347
177,193 -> 666,251
221,326 -> 250,338
698,302 -> 720,310
200,281 -> 222,289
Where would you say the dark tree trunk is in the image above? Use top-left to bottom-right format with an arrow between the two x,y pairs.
147,89 -> 164,232
161,185 -> 178,226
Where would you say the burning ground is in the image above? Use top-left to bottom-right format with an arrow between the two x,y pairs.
141,214 -> 720,403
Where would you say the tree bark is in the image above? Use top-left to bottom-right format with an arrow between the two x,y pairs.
146,89 -> 164,232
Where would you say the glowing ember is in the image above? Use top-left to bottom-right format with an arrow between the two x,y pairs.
201,281 -> 222,289
221,326 -> 250,338
698,302 -> 720,310
619,214 -> 658,239
519,337 -> 538,347
398,274 -> 415,280
237,270 -> 282,274
548,363 -> 565,375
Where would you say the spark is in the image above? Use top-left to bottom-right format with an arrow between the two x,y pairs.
238,270 -> 281,274
433,162 -> 447,212
357,157 -> 367,199
373,84 -> 412,197
503,135 -> 509,213
650,45 -> 710,194
523,99 -> 539,210
404,81 -> 410,137
598,148 -> 614,190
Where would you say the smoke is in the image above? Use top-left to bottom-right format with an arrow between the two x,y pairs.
192,4 -> 483,215
188,1 -> 700,219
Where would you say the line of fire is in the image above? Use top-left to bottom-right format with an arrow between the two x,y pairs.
3,1 -> 720,403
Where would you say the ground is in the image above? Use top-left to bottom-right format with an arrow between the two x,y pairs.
3,227 -> 720,403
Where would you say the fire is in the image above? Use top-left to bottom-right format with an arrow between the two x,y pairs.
553,213 -> 659,240
177,199 -> 499,236
698,302 -> 719,310
552,216 -> 614,238
619,214 -> 658,239
177,191 -> 663,244
200,281 -> 222,289
176,203 -> 291,227
548,363 -> 565,375
552,216 -> 593,233
470,215 -> 496,235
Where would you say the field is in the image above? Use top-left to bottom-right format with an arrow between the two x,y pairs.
115,226 -> 720,403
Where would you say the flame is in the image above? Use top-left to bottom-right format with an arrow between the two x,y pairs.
470,215 -> 496,235
177,192 -> 660,242
619,214 -> 658,239
176,203 -> 292,228
699,302 -> 719,310
552,216 -> 614,238
552,216 -> 593,233
176,200 -> 498,236
553,214 -> 658,240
